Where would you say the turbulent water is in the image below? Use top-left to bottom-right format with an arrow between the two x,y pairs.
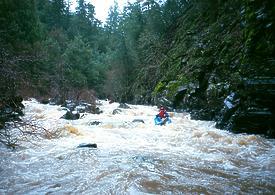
0,99 -> 274,194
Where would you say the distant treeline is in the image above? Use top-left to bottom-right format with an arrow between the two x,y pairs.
1,0 -> 274,104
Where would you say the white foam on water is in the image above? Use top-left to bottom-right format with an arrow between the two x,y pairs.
0,99 -> 274,194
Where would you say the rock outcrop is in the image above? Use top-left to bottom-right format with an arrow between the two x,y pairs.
220,78 -> 275,137
149,1 -> 275,138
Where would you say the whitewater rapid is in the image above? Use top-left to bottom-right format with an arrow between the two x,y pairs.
0,99 -> 274,194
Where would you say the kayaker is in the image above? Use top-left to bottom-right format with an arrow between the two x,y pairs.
157,106 -> 169,119
154,106 -> 171,125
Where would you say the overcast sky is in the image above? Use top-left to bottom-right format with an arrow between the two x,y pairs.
71,0 -> 136,22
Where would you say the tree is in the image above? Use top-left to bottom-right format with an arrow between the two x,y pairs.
105,1 -> 120,34
69,0 -> 100,44
36,0 -> 71,31
0,0 -> 41,45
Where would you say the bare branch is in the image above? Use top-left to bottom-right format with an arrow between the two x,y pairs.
0,117 -> 62,148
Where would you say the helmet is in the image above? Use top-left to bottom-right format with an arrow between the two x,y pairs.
160,106 -> 164,110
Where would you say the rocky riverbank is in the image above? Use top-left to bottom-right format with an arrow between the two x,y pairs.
148,1 -> 275,138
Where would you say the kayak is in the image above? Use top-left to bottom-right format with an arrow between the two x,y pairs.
154,116 -> 172,125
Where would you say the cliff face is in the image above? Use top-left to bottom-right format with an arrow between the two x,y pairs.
152,0 -> 275,137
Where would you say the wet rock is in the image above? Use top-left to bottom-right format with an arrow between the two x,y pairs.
231,110 -> 273,135
61,111 -> 80,120
89,121 -> 101,125
61,100 -> 98,114
191,109 -> 216,121
155,97 -> 173,109
40,99 -> 50,104
215,107 -> 237,129
215,92 -> 240,127
223,92 -> 240,109
62,100 -> 76,111
133,94 -> 152,105
118,103 -> 130,109
112,109 -> 122,115
216,78 -> 275,137
170,82 -> 201,110
165,76 -> 275,138
48,97 -> 63,105
48,183 -> 62,189
173,86 -> 188,108
132,119 -> 145,123
95,107 -> 103,114
75,102 -> 93,113
77,143 -> 97,148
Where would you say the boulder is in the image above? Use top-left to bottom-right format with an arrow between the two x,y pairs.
77,143 -> 97,148
155,97 -> 173,109
173,86 -> 188,108
216,77 -> 275,138
60,100 -> 99,114
132,119 -> 145,123
95,107 -> 103,114
75,102 -> 93,113
112,109 -> 122,115
62,100 -> 76,111
231,110 -> 273,135
89,121 -> 101,125
61,111 -> 80,120
118,103 -> 130,109
40,99 -> 50,104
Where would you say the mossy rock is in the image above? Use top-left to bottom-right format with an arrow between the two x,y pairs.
152,81 -> 166,97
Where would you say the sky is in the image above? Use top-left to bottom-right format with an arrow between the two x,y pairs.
71,0 -> 137,22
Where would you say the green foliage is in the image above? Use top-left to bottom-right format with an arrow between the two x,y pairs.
63,36 -> 91,69
1,0 -> 108,102
105,1 -> 120,33
65,69 -> 87,88
1,0 -> 274,108
241,0 -> 275,76
0,0 -> 41,45
153,73 -> 191,100
166,81 -> 182,99
68,0 -> 100,44
152,81 -> 165,96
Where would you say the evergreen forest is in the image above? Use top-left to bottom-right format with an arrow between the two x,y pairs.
1,0 -> 275,137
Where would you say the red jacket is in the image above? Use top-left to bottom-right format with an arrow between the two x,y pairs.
158,109 -> 167,118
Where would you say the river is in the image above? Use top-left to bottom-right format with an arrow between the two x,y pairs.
0,99 -> 274,194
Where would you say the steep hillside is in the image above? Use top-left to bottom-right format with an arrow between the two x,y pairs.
150,0 -> 275,137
